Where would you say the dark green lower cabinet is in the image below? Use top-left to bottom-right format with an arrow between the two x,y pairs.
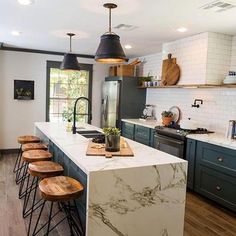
185,139 -> 196,190
121,121 -> 135,140
195,165 -> 236,211
193,140 -> 236,212
134,125 -> 150,146
121,121 -> 155,147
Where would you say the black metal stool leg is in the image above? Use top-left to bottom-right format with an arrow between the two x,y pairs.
18,163 -> 29,198
45,202 -> 54,236
15,161 -> 27,184
29,199 -> 46,236
13,145 -> 22,173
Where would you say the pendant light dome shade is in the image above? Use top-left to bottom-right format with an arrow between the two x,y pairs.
95,33 -> 126,63
60,33 -> 80,71
95,3 -> 126,64
60,53 -> 80,70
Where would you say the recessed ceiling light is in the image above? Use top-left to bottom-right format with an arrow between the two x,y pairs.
11,30 -> 22,36
17,0 -> 34,5
177,27 -> 187,32
124,44 -> 132,49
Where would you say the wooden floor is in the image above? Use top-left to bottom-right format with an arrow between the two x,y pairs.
0,153 -> 236,236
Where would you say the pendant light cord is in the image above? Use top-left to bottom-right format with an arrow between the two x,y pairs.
69,35 -> 72,52
109,7 -> 111,33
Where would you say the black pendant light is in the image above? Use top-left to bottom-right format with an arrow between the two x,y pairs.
95,3 -> 126,64
60,33 -> 80,71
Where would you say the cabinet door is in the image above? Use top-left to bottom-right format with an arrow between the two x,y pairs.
195,165 -> 236,212
121,122 -> 134,140
134,125 -> 150,146
186,139 -> 196,190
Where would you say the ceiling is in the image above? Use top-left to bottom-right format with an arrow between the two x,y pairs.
1,0 -> 236,58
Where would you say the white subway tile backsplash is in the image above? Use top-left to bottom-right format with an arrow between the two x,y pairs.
135,32 -> 236,134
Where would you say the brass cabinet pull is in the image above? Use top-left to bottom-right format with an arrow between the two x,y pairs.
217,157 -> 224,162
216,186 -> 221,191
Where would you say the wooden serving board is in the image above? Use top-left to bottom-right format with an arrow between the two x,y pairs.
161,54 -> 180,86
86,141 -> 134,157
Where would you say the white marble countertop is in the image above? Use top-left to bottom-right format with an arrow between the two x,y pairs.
187,133 -> 236,150
35,122 -> 186,174
121,118 -> 161,129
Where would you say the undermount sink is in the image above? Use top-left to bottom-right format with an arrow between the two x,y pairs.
76,130 -> 104,138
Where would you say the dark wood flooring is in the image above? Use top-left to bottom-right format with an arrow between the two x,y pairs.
0,153 -> 236,236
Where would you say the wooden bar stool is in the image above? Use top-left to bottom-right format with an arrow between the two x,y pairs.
16,143 -> 48,184
14,135 -> 40,173
18,150 -> 52,199
23,161 -> 64,219
28,176 -> 84,236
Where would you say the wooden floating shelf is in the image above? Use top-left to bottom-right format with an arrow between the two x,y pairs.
138,84 -> 236,89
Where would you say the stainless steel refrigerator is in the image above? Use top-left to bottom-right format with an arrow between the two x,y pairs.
101,76 -> 146,128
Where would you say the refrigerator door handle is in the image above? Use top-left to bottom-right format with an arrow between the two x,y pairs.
103,95 -> 108,121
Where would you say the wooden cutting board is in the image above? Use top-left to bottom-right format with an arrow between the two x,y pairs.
86,140 -> 134,158
161,54 -> 180,86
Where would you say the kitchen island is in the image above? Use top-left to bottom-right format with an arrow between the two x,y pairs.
35,122 -> 187,236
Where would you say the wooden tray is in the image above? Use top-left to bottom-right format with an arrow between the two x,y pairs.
86,140 -> 134,158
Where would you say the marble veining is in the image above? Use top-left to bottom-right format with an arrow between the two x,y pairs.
88,164 -> 187,236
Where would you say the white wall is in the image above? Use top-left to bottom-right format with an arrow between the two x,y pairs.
0,50 -> 108,149
136,32 -> 236,134
206,32 -> 232,84
230,35 -> 236,71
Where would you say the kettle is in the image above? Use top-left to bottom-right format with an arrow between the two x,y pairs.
226,120 -> 236,139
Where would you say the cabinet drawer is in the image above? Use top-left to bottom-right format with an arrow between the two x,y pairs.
196,141 -> 236,177
195,165 -> 236,211
135,125 -> 150,139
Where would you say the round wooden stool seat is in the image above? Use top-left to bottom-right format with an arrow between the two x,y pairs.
22,150 -> 52,163
28,161 -> 64,178
22,143 -> 48,152
17,135 -> 40,145
39,176 -> 84,202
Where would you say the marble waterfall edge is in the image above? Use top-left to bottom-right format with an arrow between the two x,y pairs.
88,163 -> 187,236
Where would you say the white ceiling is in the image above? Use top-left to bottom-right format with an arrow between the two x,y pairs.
1,0 -> 236,58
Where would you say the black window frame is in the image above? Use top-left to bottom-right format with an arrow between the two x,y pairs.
46,60 -> 93,123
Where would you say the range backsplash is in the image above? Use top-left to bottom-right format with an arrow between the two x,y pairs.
146,88 -> 236,135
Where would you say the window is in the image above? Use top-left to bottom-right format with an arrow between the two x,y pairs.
46,61 -> 93,123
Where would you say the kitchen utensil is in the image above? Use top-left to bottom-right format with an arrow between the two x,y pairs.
180,118 -> 198,130
226,120 -> 236,139
223,76 -> 236,84
142,105 -> 154,118
161,54 -> 180,86
168,106 -> 181,123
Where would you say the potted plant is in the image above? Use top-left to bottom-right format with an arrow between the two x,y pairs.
161,111 -> 173,126
103,127 -> 121,152
138,76 -> 152,87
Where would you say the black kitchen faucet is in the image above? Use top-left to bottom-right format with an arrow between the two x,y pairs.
72,97 -> 92,134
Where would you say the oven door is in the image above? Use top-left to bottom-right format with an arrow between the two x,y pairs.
154,134 -> 185,159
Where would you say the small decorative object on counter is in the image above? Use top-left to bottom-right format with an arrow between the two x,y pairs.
103,127 -> 121,152
161,111 -> 173,126
223,71 -> 236,84
66,119 -> 72,132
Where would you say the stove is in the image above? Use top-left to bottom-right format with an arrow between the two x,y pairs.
153,125 -> 214,159
154,125 -> 214,140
